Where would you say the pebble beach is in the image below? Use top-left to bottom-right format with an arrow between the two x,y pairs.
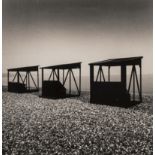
2,91 -> 153,154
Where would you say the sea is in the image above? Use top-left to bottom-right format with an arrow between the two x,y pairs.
2,73 -> 153,95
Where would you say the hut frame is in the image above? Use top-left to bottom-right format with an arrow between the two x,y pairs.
89,57 -> 143,107
41,62 -> 81,98
8,66 -> 39,93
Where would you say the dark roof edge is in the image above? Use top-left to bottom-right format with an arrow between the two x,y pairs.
89,56 -> 143,65
41,62 -> 82,69
8,65 -> 39,71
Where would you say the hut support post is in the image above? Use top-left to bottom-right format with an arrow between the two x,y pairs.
101,66 -> 105,82
90,65 -> 94,102
121,65 -> 126,90
25,73 -> 27,88
30,72 -> 37,89
140,63 -> 142,102
37,70 -> 39,90
69,69 -> 71,95
133,65 -> 135,101
63,69 -> 65,84
8,70 -> 9,88
71,70 -> 80,95
53,69 -> 55,81
17,71 -> 20,83
79,67 -> 81,96
99,66 -> 102,82
108,66 -> 110,81
28,72 -> 30,90
134,66 -> 140,101
48,70 -> 53,81
19,72 -> 24,84
63,70 -> 69,86
42,69 -> 44,91
12,73 -> 17,82
57,69 -> 60,81
26,72 -> 28,90
96,67 -> 100,82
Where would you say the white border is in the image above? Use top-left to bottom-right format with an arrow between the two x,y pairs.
0,0 -> 2,154
0,0 -> 154,154
153,0 -> 154,154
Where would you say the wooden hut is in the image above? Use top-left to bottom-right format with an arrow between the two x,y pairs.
89,57 -> 143,107
8,66 -> 39,93
41,62 -> 81,99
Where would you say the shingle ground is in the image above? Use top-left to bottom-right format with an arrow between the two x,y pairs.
2,92 -> 153,155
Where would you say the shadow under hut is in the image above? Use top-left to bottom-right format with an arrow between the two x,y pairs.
41,62 -> 81,99
89,56 -> 143,107
8,66 -> 39,93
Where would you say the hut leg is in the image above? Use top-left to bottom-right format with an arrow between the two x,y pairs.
63,70 -> 69,86
26,72 -> 28,90
101,66 -> 105,82
140,64 -> 142,102
133,66 -> 135,101
57,69 -> 60,81
90,65 -> 94,103
37,70 -> 39,90
108,66 -> 110,82
134,67 -> 140,101
48,70 -> 53,81
71,70 -> 79,95
99,66 -> 102,82
96,67 -> 100,82
30,72 -> 37,89
79,67 -> 81,96
53,69 -> 59,80
53,69 -> 55,81
128,67 -> 134,93
8,71 -> 9,83
28,72 -> 30,90
12,73 -> 17,82
69,69 -> 71,95
42,69 -> 44,94
63,69 -> 65,84
8,70 -> 9,90
25,73 -> 28,89
17,71 -> 20,83
121,65 -> 126,90
19,72 -> 24,84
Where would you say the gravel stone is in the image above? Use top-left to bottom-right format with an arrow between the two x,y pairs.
3,92 -> 153,155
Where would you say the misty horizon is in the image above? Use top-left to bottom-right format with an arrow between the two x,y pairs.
2,73 -> 153,95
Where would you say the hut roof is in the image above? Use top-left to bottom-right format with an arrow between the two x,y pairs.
89,56 -> 143,66
42,62 -> 81,70
8,66 -> 39,72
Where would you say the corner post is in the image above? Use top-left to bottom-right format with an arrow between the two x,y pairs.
140,62 -> 142,102
79,65 -> 81,96
69,69 -> 71,95
42,68 -> 44,94
37,68 -> 39,90
57,69 -> 60,81
108,66 -> 110,81
90,65 -> 94,102
8,70 -> 9,90
121,65 -> 127,90
133,65 -> 135,101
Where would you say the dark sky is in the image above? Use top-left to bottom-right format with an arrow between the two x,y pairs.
3,0 -> 153,75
